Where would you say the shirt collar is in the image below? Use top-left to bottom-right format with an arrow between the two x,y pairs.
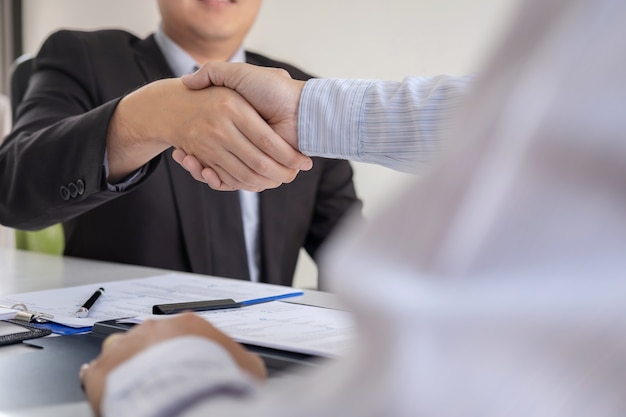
154,25 -> 245,77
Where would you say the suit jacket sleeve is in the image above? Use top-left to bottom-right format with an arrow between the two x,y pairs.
0,30 -> 159,230
304,157 -> 362,262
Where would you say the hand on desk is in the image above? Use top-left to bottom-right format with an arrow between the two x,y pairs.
173,62 -> 310,190
108,77 -> 311,192
79,313 -> 266,414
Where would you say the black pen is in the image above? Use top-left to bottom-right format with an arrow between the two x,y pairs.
75,287 -> 105,318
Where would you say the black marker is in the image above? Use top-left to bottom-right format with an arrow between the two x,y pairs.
152,299 -> 241,315
152,293 -> 302,315
75,287 -> 105,318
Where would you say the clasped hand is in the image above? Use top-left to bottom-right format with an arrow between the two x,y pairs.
173,62 -> 311,191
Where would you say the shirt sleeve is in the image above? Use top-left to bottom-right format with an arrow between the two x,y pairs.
102,336 -> 258,417
298,75 -> 472,173
102,149 -> 149,192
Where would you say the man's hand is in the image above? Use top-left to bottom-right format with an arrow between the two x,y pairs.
177,62 -> 311,187
107,78 -> 310,191
183,62 -> 306,150
79,313 -> 266,415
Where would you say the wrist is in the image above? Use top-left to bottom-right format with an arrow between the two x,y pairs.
291,80 -> 306,150
106,81 -> 174,182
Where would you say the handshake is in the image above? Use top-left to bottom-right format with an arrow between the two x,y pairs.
176,63 -> 313,191
109,62 -> 314,193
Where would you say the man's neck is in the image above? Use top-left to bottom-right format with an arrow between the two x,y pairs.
179,37 -> 241,64
159,24 -> 243,64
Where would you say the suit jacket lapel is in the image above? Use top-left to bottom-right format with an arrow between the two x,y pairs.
259,189 -> 290,285
164,158 -> 249,279
132,35 -> 172,82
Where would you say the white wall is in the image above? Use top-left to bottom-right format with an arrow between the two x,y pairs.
22,0 -> 520,288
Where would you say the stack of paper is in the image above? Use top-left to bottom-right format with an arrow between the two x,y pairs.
123,300 -> 356,358
0,273 -> 356,357
0,306 -> 18,320
0,273 -> 304,328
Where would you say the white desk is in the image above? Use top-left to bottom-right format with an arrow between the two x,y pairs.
0,248 -> 344,309
0,248 -> 344,416
1,248 -> 173,293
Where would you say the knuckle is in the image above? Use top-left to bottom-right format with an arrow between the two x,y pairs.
271,68 -> 292,79
257,132 -> 275,152
266,181 -> 282,190
214,89 -> 239,111
237,169 -> 258,185
248,158 -> 271,178
284,169 -> 299,183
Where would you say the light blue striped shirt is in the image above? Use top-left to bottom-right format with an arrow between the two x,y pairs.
299,75 -> 472,173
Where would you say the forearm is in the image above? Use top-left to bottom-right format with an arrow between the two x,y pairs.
0,30 -> 163,229
298,75 -> 473,173
0,100 -> 126,229
106,77 -> 250,184
102,337 -> 258,417
105,79 -> 187,183
100,335 -> 382,417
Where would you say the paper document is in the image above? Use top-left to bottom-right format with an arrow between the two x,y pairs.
123,301 -> 356,358
0,273 -> 303,328
0,306 -> 18,320
0,273 -> 356,357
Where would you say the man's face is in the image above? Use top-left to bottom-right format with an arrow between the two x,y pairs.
158,0 -> 262,48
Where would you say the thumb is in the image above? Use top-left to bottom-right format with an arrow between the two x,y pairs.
181,65 -> 214,90
182,62 -> 251,91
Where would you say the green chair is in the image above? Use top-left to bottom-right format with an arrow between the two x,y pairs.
15,225 -> 65,255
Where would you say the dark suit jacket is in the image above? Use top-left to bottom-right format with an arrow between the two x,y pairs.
0,29 -> 361,286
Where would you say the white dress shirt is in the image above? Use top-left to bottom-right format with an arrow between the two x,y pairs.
103,0 -> 626,415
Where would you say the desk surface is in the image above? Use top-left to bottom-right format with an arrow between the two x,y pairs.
0,248 -> 344,309
0,248 -> 344,415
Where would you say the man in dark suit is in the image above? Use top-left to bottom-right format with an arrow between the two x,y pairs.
0,0 -> 361,287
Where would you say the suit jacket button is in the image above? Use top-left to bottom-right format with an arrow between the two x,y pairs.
76,179 -> 85,195
68,182 -> 78,198
60,186 -> 70,200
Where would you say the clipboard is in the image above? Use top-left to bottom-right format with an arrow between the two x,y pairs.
0,302 -> 89,335
0,320 -> 52,346
0,302 -> 55,323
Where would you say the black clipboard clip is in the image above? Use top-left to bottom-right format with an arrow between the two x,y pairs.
1,303 -> 55,323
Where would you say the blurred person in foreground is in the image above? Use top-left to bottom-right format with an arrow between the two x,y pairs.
81,0 -> 626,416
